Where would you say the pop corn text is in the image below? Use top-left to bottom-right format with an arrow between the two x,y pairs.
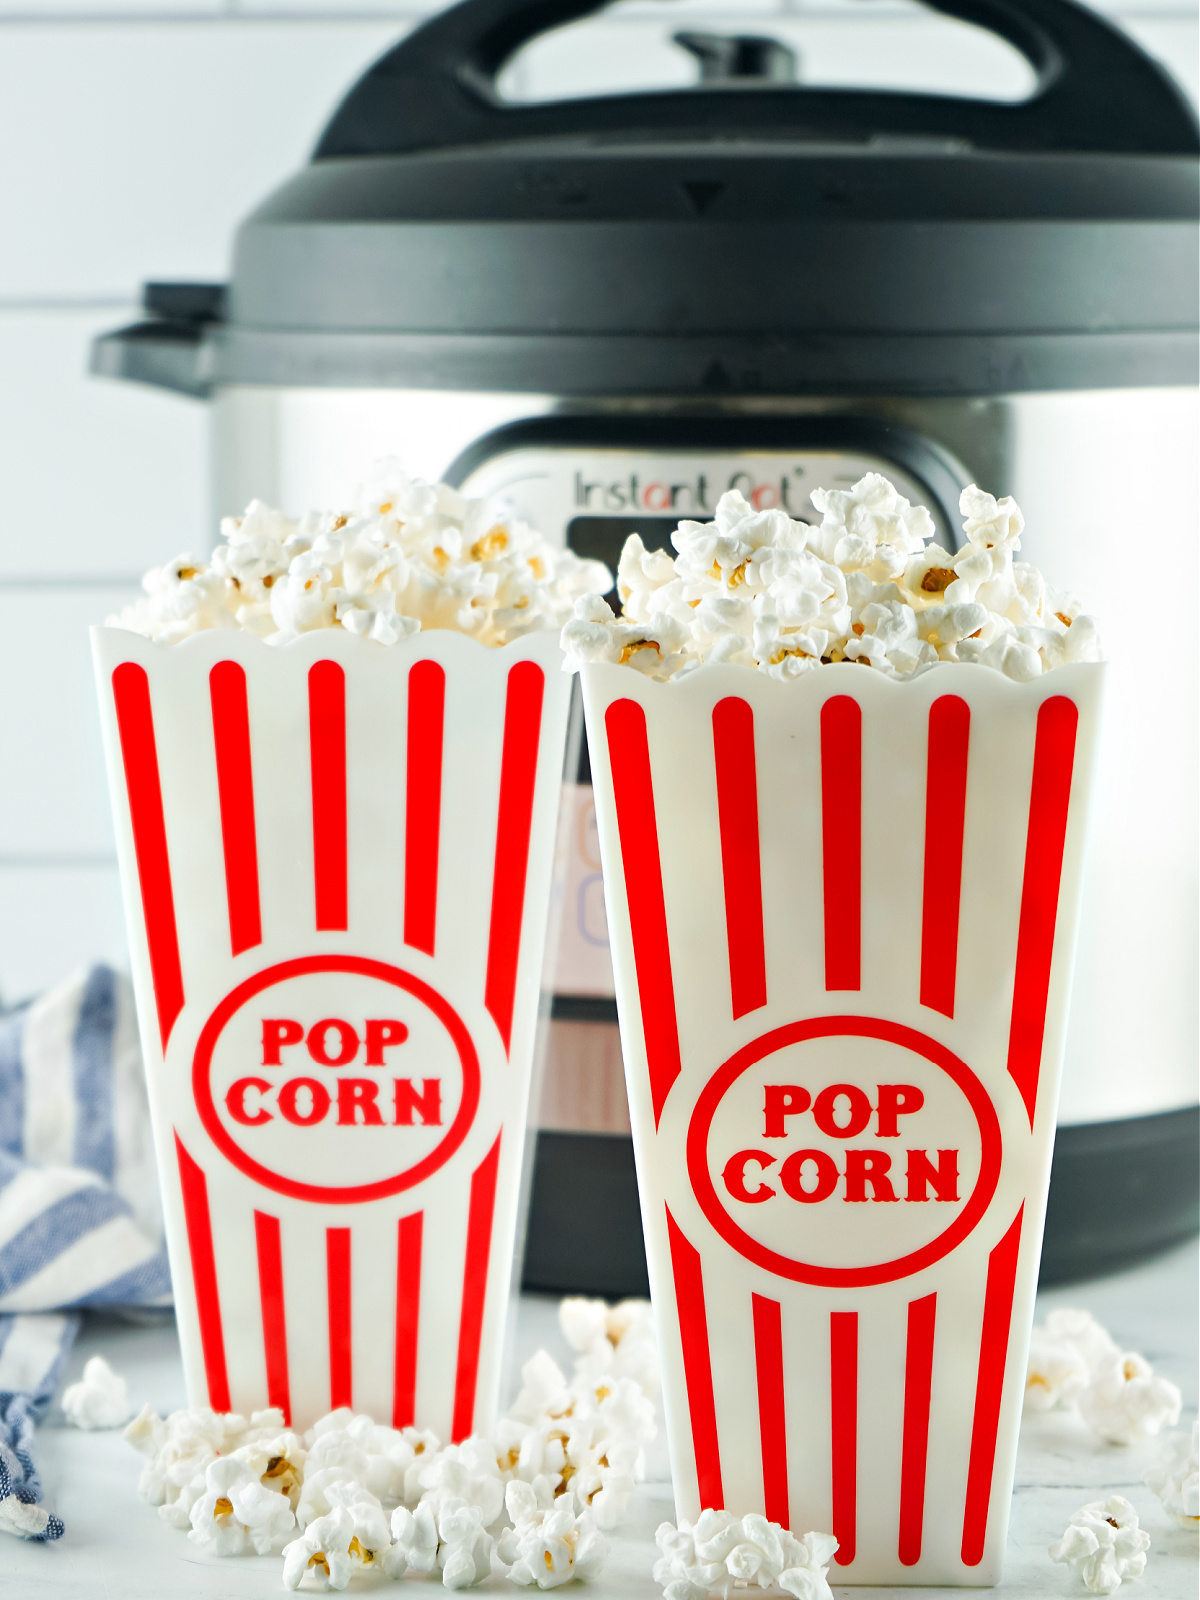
722,1081 -> 958,1204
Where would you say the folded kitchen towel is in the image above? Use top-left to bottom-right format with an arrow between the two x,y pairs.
0,965 -> 169,1538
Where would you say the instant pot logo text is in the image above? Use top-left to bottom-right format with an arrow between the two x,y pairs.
686,1018 -> 1002,1287
722,1082 -> 958,1206
573,468 -> 812,515
194,957 -> 481,1204
223,1016 -> 443,1130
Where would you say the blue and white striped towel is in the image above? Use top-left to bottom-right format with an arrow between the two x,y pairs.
0,1313 -> 77,1540
0,965 -> 169,1539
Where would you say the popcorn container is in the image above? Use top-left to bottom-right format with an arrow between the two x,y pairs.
580,661 -> 1103,1585
94,626 -> 571,1437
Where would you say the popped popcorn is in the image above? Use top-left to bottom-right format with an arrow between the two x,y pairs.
415,1435 -> 506,1526
1024,1307 -> 1181,1444
653,1511 -> 838,1600
500,1479 -> 608,1588
501,1345 -> 656,1534
110,463 -> 611,650
1048,1496 -> 1151,1594
435,1499 -> 497,1589
560,475 -> 1101,682
123,1401 -> 245,1510
1143,1420 -> 1199,1526
60,1355 -> 131,1430
559,1296 -> 660,1400
386,1496 -> 496,1589
389,1500 -> 440,1574
231,1432 -> 307,1509
281,1506 -> 360,1592
299,1410 -> 424,1506
1079,1349 -> 1183,1446
1024,1308 -> 1116,1413
124,1294 -> 655,1591
296,1470 -> 390,1560
187,1455 -> 296,1556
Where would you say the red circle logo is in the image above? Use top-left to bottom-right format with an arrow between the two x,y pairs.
686,1016 -> 1001,1286
194,956 -> 481,1204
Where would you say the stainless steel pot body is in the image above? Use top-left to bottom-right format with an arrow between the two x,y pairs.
210,381 -> 1199,1144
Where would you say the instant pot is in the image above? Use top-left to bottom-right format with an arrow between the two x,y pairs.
94,0 -> 1199,1286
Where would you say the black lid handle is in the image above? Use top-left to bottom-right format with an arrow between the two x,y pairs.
315,0 -> 1200,160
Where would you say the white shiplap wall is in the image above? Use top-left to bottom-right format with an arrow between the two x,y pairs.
0,0 -> 1195,1001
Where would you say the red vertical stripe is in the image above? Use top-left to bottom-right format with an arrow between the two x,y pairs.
919,696 -> 969,1018
254,1210 -> 290,1423
326,1227 -> 352,1410
210,661 -> 262,958
111,665 -> 184,1051
309,661 -> 348,932
898,1292 -> 937,1565
484,664 -> 545,1055
665,1206 -> 723,1509
174,1134 -> 230,1412
821,696 -> 861,992
605,701 -> 682,1126
961,1208 -> 1024,1566
830,1310 -> 858,1566
712,698 -> 767,1019
452,1134 -> 502,1441
404,661 -> 445,956
393,1211 -> 423,1429
1006,698 -> 1079,1126
752,1293 -> 789,1526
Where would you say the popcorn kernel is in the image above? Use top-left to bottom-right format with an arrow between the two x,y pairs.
920,567 -> 955,592
471,526 -> 509,561
618,641 -> 662,664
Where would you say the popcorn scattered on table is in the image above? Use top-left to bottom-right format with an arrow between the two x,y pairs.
1024,1308 -> 1182,1444
124,1402 -> 292,1518
125,1296 -> 656,1588
1080,1351 -> 1183,1447
560,1295 -> 660,1401
654,1511 -> 838,1600
388,1500 -> 439,1575
189,1455 -> 297,1556
109,463 -> 611,649
1025,1308 -> 1115,1414
1049,1495 -> 1150,1594
282,1506 -> 361,1591
500,1479 -> 608,1588
560,475 -> 1101,682
1143,1420 -> 1199,1526
60,1355 -> 131,1430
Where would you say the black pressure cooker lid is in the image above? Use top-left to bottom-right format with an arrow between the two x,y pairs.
95,0 -> 1199,398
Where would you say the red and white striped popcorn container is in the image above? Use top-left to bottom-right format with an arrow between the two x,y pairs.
93,625 -> 571,1438
580,661 -> 1103,1585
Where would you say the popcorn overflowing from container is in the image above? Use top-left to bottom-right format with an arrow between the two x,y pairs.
109,465 -> 610,648
560,473 -> 1100,679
